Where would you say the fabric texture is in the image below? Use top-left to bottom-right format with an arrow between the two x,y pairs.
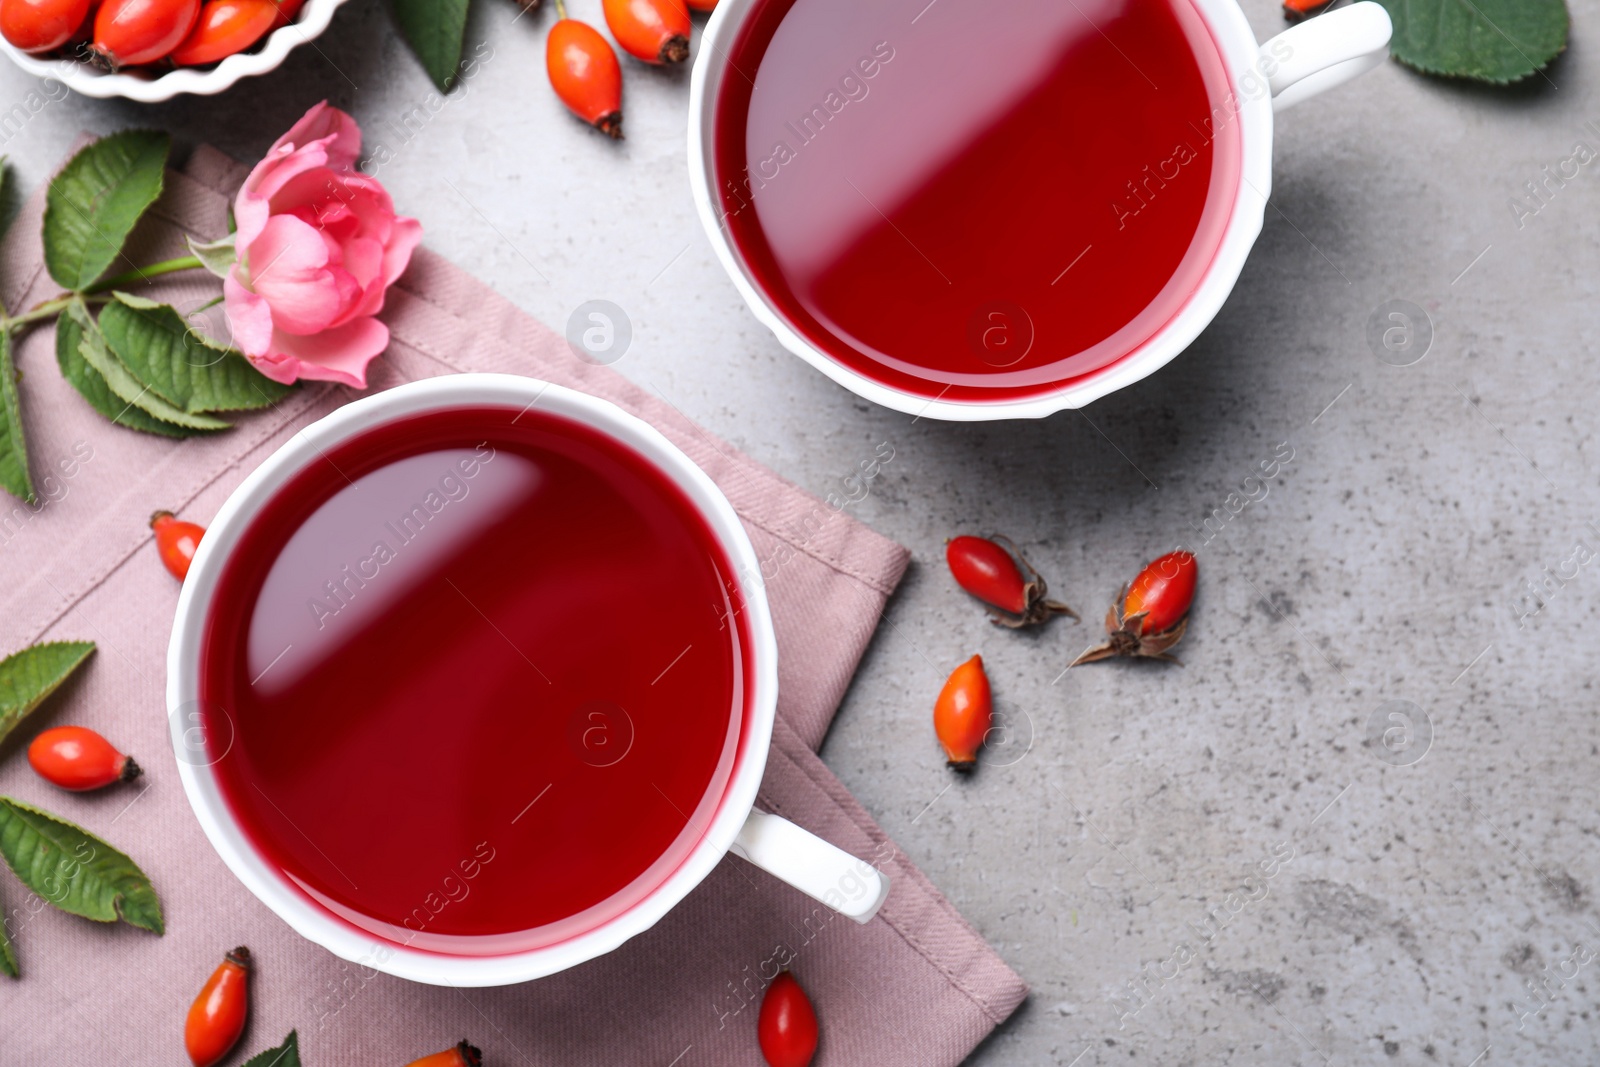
0,143 -> 1027,1066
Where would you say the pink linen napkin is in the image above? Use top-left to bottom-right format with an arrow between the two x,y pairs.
0,143 -> 1027,1066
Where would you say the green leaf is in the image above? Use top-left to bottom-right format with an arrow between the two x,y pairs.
108,290 -> 162,310
0,884 -> 18,978
392,0 -> 470,92
0,327 -> 33,504
56,304 -> 194,438
74,307 -> 230,432
100,297 -> 292,414
186,233 -> 237,279
0,796 -> 163,933
1377,0 -> 1569,83
43,131 -> 170,291
241,1031 -> 301,1067
0,641 -> 94,750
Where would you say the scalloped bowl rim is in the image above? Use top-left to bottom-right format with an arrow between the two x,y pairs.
0,0 -> 353,102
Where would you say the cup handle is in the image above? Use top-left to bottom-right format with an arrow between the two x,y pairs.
1261,1 -> 1393,112
729,809 -> 891,924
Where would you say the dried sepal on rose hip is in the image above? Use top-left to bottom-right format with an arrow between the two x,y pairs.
945,535 -> 1077,628
1071,550 -> 1196,666
933,654 -> 992,771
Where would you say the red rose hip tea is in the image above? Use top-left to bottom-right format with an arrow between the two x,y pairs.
198,406 -> 752,953
713,0 -> 1243,400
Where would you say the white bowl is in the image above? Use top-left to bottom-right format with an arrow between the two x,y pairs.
0,0 -> 352,102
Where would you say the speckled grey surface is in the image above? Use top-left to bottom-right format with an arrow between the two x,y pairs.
2,0 -> 1598,1062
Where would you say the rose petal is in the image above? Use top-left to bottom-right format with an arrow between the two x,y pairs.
270,317 -> 391,388
271,101 -> 363,172
341,216 -> 421,322
223,271 -> 275,358
235,150 -> 332,251
380,215 -> 423,288
245,349 -> 303,385
341,236 -> 385,292
272,170 -> 383,238
244,215 -> 353,336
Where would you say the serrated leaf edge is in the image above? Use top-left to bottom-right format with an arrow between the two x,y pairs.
76,312 -> 230,432
0,325 -> 35,505
55,305 -> 198,438
0,640 -> 95,749
42,130 -> 171,292
241,1030 -> 301,1067
0,795 -> 164,934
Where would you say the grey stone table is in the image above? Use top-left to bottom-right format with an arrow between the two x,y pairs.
3,0 -> 1597,1062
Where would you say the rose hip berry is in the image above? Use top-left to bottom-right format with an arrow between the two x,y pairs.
28,726 -> 141,791
92,0 -> 201,66
946,534 -> 1076,628
758,970 -> 819,1067
185,947 -> 250,1067
0,0 -> 93,54
404,1041 -> 483,1067
169,0 -> 279,64
1282,0 -> 1335,21
1071,550 -> 1197,666
547,1 -> 623,138
151,510 -> 204,581
933,654 -> 992,771
602,0 -> 689,64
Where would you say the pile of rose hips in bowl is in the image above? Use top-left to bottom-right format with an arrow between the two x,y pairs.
0,0 -> 303,71
934,537 -> 1199,769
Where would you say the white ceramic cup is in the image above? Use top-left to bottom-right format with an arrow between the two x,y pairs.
166,374 -> 889,987
688,0 -> 1394,421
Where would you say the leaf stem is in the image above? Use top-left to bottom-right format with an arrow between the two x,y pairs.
3,293 -> 109,330
554,0 -> 567,18
86,254 -> 206,295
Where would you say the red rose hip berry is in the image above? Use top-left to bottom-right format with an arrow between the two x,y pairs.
602,0 -> 689,64
185,947 -> 251,1067
92,0 -> 200,66
169,0 -> 279,64
946,534 -> 1076,627
151,510 -> 204,581
933,654 -> 992,771
547,5 -> 623,138
28,726 -> 141,791
758,970 -> 819,1067
403,1041 -> 483,1067
0,0 -> 92,54
1072,550 -> 1197,665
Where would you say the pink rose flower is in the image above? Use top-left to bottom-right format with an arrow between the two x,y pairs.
223,102 -> 422,388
